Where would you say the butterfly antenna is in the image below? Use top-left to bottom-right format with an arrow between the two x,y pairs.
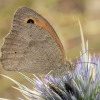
75,62 -> 97,66
78,48 -> 92,60
75,48 -> 97,66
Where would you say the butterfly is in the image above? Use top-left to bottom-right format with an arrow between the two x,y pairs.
0,7 -> 76,77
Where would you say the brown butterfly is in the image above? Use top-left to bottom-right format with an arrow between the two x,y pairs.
0,7 -> 76,77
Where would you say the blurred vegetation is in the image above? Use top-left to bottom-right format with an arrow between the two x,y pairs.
0,0 -> 100,99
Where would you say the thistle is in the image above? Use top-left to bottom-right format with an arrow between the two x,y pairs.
1,22 -> 100,100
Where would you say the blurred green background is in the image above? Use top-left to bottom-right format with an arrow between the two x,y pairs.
0,0 -> 100,99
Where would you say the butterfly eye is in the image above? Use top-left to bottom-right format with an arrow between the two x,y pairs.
27,19 -> 34,24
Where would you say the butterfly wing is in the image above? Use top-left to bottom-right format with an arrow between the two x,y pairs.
1,7 -> 67,76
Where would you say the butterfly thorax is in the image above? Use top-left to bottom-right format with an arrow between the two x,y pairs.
51,60 -> 76,77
